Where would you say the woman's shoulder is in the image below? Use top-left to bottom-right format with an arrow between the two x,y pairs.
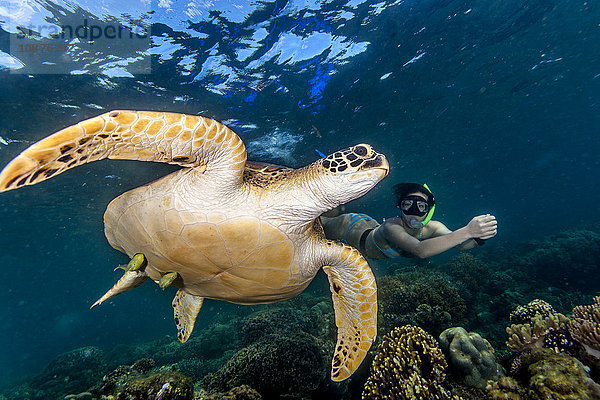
425,220 -> 445,229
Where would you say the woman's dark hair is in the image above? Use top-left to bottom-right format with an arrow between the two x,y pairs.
392,183 -> 435,208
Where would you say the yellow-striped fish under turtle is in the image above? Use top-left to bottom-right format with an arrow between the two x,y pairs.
0,110 -> 389,381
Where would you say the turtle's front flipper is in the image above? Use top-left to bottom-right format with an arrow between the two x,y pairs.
172,289 -> 204,342
321,243 -> 377,382
0,110 -> 247,192
91,253 -> 149,308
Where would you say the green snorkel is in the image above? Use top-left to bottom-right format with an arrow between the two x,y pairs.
420,183 -> 435,227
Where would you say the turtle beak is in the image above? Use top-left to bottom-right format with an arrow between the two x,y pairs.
379,155 -> 389,177
364,154 -> 389,178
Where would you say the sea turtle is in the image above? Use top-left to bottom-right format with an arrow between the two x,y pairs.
0,111 -> 389,381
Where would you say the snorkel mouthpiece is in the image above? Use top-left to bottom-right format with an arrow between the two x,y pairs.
408,217 -> 422,229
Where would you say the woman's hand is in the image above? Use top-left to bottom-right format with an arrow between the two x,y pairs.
466,214 -> 497,239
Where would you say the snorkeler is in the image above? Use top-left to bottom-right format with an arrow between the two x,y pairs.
320,183 -> 497,259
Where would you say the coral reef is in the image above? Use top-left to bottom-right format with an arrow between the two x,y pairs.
511,228 -> 600,290
238,308 -> 323,346
116,371 -> 193,400
443,253 -> 491,294
528,348 -> 598,399
202,385 -> 262,400
377,269 -> 466,336
86,358 -> 193,399
526,350 -> 600,400
569,296 -> 600,359
199,298 -> 335,398
0,294 -> 337,400
204,332 -> 326,397
3,232 -> 600,400
439,327 -> 503,389
93,358 -> 157,396
2,346 -> 107,400
64,393 -> 93,400
493,298 -> 600,399
486,376 -> 531,400
106,321 -> 240,373
488,349 -> 600,399
362,325 -> 463,400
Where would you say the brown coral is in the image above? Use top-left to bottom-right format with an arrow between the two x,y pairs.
439,327 -> 503,389
524,348 -> 600,399
486,376 -> 529,400
362,325 -> 462,400
119,371 -> 193,399
569,296 -> 600,359
506,312 -> 569,352
488,349 -> 600,400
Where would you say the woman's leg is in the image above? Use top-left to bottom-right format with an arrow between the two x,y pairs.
322,213 -> 379,250
321,214 -> 351,241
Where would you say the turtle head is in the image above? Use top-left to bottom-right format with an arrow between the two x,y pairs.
316,144 -> 389,206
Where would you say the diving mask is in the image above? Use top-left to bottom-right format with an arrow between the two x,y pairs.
399,195 -> 430,217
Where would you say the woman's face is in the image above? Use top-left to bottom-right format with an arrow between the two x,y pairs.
399,191 -> 429,228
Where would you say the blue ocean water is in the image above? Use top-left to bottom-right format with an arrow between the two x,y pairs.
0,0 -> 599,394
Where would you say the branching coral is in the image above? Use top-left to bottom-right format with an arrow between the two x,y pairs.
506,312 -> 569,353
569,296 -> 600,359
362,325 -> 463,400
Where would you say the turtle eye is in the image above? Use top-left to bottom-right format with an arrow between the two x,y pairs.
354,145 -> 367,157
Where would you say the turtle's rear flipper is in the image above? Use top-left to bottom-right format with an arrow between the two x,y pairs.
322,243 -> 377,382
90,270 -> 148,309
172,289 -> 204,343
